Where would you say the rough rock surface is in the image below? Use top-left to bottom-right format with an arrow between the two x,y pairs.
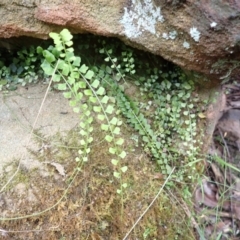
0,0 -> 240,81
0,83 -> 79,174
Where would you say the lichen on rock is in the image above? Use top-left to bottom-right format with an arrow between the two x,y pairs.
120,0 -> 164,38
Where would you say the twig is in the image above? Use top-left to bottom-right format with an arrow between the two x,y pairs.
218,129 -> 234,231
122,167 -> 175,240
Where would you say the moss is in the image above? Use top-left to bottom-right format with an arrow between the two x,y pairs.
0,119 -> 196,239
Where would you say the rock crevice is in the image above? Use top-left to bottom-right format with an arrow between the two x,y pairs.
0,0 -> 240,80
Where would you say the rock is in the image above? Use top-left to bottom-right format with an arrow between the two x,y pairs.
0,1 -> 240,81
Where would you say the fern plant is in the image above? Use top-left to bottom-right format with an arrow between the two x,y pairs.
97,42 -> 201,179
37,28 -> 201,188
37,29 -> 128,203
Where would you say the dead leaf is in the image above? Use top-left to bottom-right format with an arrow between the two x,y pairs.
198,112 -> 206,118
44,161 -> 65,177
152,173 -> 163,180
50,162 -> 65,176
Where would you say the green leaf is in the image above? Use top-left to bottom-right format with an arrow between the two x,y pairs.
81,103 -> 88,111
121,166 -> 128,173
88,126 -> 93,132
107,49 -> 113,54
89,96 -> 97,103
65,51 -> 75,61
79,122 -> 86,128
180,102 -> 186,107
106,105 -> 114,114
73,107 -> 80,113
60,28 -> 73,42
75,92 -> 83,101
65,40 -> 73,47
57,83 -> 67,90
166,165 -> 172,174
66,47 -> 74,53
68,76 -> 75,85
111,159 -> 119,166
115,74 -> 122,81
73,57 -> 81,67
84,89 -> 93,96
36,46 -> 43,54
87,116 -> 93,124
97,114 -> 105,121
0,80 -> 7,86
78,150 -> 84,155
113,127 -> 120,135
178,92 -> 184,98
106,66 -> 112,74
183,82 -> 192,90
41,60 -> 54,75
80,139 -> 86,145
85,70 -> 94,80
96,87 -> 105,95
99,48 -> 104,54
122,183 -> 128,188
81,104 -> 88,111
101,124 -> 109,131
79,81 -> 86,88
117,120 -> 123,126
70,71 -> 80,79
93,106 -> 101,113
114,171 -> 121,178
88,137 -> 93,143
116,138 -> 124,145
43,50 -> 56,63
101,95 -> 109,104
69,100 -> 77,107
81,103 -> 88,110
79,129 -> 87,136
86,148 -> 91,154
109,147 -> 116,154
117,189 -> 121,194
142,136 -> 148,142
62,64 -> 70,76
91,79 -> 100,88
52,73 -> 61,82
110,117 -> 118,125
105,135 -> 113,142
189,104 -> 194,109
79,64 -> 88,74
49,32 -> 62,46
119,151 -> 126,159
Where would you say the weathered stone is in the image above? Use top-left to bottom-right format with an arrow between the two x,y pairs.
0,0 -> 240,81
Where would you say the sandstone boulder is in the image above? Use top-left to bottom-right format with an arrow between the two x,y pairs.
0,0 -> 240,81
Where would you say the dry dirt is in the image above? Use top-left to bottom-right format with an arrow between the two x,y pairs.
0,83 -> 79,174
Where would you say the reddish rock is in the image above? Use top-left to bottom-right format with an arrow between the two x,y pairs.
0,0 -> 240,81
